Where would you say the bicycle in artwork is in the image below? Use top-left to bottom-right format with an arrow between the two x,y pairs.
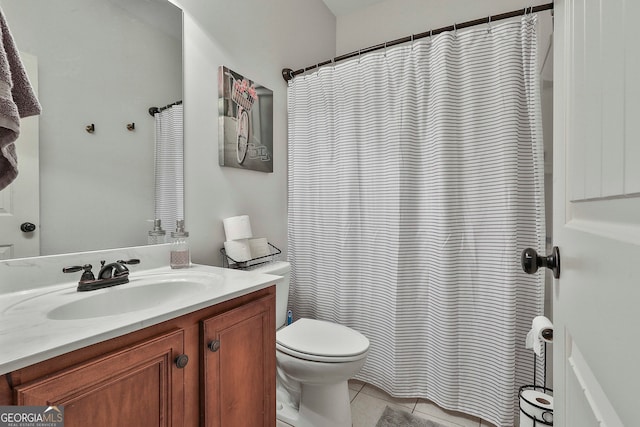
228,73 -> 258,164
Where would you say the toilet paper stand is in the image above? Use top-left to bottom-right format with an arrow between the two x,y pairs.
519,342 -> 553,426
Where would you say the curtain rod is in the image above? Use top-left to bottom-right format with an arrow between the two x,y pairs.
281,3 -> 553,82
148,100 -> 183,117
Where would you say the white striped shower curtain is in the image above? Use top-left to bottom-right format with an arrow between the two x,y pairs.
287,16 -> 545,427
154,104 -> 184,233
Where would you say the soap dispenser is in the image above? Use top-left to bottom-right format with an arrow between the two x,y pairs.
170,219 -> 190,269
148,219 -> 166,245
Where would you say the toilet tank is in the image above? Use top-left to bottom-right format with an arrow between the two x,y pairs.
249,261 -> 290,328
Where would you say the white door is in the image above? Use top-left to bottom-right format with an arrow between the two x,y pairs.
0,52 -> 39,260
553,1 -> 638,426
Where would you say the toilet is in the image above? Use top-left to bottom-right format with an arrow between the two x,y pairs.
251,261 -> 369,427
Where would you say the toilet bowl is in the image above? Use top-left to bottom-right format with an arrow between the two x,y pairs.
250,262 -> 369,427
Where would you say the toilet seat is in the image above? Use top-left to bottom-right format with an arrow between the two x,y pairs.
276,318 -> 369,363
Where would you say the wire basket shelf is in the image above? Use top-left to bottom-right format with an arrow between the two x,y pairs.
220,242 -> 281,270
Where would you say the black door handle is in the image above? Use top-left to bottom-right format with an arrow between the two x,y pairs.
521,247 -> 560,279
20,222 -> 36,233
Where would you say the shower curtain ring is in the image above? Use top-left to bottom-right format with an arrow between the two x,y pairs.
487,15 -> 492,33
384,41 -> 387,57
358,49 -> 361,64
410,34 -> 414,50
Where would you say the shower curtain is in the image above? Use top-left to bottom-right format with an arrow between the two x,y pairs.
287,16 -> 545,427
154,103 -> 184,233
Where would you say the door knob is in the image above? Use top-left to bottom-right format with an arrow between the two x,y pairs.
20,222 -> 36,233
521,247 -> 560,279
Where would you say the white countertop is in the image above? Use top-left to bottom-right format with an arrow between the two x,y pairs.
0,248 -> 279,375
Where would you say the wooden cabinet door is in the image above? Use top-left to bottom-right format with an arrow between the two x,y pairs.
201,295 -> 275,427
14,329 -> 185,427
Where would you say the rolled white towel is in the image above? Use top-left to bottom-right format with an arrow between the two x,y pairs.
249,237 -> 270,258
224,239 -> 252,262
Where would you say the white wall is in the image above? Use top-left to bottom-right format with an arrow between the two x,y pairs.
175,0 -> 336,265
2,0 -> 182,255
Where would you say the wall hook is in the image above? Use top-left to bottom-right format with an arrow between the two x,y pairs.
127,123 -> 135,131
85,124 -> 95,134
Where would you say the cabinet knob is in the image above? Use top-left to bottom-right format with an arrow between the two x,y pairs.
175,354 -> 189,368
208,340 -> 220,352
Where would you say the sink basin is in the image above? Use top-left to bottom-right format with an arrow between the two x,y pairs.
46,274 -> 216,320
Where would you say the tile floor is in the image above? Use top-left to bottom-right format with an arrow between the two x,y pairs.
276,379 -> 498,427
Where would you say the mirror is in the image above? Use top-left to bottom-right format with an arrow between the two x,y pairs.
0,0 -> 182,258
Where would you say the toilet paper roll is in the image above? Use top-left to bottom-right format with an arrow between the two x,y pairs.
223,215 -> 253,240
519,389 -> 553,427
224,239 -> 252,262
525,316 -> 553,356
249,237 -> 270,258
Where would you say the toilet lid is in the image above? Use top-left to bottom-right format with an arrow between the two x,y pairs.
276,318 -> 369,360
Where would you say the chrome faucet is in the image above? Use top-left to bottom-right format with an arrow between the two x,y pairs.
63,259 -> 140,292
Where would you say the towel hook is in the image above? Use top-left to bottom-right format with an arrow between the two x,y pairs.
85,123 -> 95,134
126,122 -> 135,131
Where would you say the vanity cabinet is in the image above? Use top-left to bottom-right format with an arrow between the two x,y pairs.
15,330 -> 185,427
201,295 -> 275,426
0,286 -> 275,427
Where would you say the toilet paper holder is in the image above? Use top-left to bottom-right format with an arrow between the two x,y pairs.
519,384 -> 553,426
521,247 -> 560,279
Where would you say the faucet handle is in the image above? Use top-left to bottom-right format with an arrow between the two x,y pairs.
62,265 -> 85,273
116,259 -> 140,265
63,264 -> 95,282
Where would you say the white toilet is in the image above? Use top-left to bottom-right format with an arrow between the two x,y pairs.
251,261 -> 369,427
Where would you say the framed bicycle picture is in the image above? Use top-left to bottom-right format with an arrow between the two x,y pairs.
218,66 -> 274,172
